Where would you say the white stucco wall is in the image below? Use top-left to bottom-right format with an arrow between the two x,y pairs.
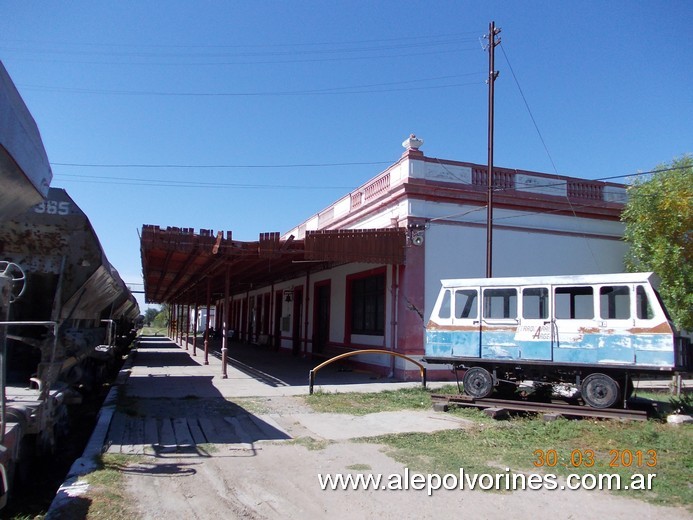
423,219 -> 628,322
234,261 -> 394,361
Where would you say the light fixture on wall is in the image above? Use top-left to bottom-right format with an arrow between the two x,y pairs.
407,223 -> 426,246
284,290 -> 293,302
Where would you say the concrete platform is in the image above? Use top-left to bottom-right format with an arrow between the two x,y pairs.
47,334 -> 691,518
129,335 -> 433,398
45,335 -> 466,517
98,335 -> 453,452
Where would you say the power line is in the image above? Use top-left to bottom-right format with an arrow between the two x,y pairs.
20,79 -> 484,97
51,160 -> 392,169
50,165 -> 680,196
51,164 -> 679,189
0,31 -> 483,50
53,173 -> 354,190
495,166 -> 683,194
499,42 -> 558,174
2,47 -> 477,67
1,32 -> 482,67
0,31 -> 476,57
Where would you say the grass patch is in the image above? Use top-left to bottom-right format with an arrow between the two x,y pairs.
304,385 -> 459,415
359,416 -> 693,508
632,390 -> 693,416
196,443 -> 220,454
73,454 -> 141,519
346,463 -> 372,471
140,326 -> 167,336
288,436 -> 332,451
304,386 -> 691,507
231,397 -> 276,415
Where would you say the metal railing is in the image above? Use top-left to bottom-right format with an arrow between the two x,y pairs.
308,349 -> 427,394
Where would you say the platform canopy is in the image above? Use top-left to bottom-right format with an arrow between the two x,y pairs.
140,225 -> 406,305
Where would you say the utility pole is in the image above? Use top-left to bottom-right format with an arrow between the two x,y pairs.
486,21 -> 501,278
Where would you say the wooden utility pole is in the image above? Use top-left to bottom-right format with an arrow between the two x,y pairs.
486,21 -> 501,278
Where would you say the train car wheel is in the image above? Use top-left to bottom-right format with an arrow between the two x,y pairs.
581,373 -> 620,408
0,261 -> 26,302
462,367 -> 494,399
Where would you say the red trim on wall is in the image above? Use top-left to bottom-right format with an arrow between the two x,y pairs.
321,175 -> 623,233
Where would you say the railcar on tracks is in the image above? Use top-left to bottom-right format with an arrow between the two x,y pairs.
0,188 -> 140,507
423,273 -> 691,409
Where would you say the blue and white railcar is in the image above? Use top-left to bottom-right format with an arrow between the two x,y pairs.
424,273 -> 691,408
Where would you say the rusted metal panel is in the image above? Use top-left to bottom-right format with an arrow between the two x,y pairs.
0,62 -> 52,220
61,264 -> 123,320
258,232 -> 281,259
304,228 -> 406,265
0,189 -> 133,321
141,226 -> 406,304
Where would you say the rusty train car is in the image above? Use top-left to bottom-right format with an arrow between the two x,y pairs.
0,188 -> 141,507
0,60 -> 140,507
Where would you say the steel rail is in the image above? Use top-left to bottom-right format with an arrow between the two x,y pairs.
431,394 -> 649,421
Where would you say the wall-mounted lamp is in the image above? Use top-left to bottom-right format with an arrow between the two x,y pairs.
407,223 -> 426,247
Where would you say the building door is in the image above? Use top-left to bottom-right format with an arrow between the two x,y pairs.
313,282 -> 330,354
292,287 -> 303,356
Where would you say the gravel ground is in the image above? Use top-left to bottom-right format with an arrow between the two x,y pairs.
121,396 -> 689,520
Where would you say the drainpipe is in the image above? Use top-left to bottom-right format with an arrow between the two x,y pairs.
390,264 -> 399,378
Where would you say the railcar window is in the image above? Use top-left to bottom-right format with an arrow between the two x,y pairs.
483,288 -> 517,319
636,285 -> 654,319
555,286 -> 594,319
599,286 -> 630,319
455,289 -> 478,319
438,289 -> 451,319
522,287 -> 548,319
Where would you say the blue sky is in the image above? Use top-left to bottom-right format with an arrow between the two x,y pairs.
1,1 -> 691,311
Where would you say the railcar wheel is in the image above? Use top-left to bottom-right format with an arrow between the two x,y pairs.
581,373 -> 620,409
462,367 -> 494,399
0,261 -> 26,302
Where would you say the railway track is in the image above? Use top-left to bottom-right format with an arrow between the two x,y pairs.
430,394 -> 650,421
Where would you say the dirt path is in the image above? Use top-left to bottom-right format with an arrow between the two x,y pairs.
121,396 -> 688,520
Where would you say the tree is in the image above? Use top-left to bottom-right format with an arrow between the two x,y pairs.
144,307 -> 160,326
152,303 -> 170,328
621,155 -> 692,332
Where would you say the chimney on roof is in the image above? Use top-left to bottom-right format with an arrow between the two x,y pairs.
401,134 -> 424,158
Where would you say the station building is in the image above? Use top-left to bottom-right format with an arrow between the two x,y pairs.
141,135 -> 628,379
